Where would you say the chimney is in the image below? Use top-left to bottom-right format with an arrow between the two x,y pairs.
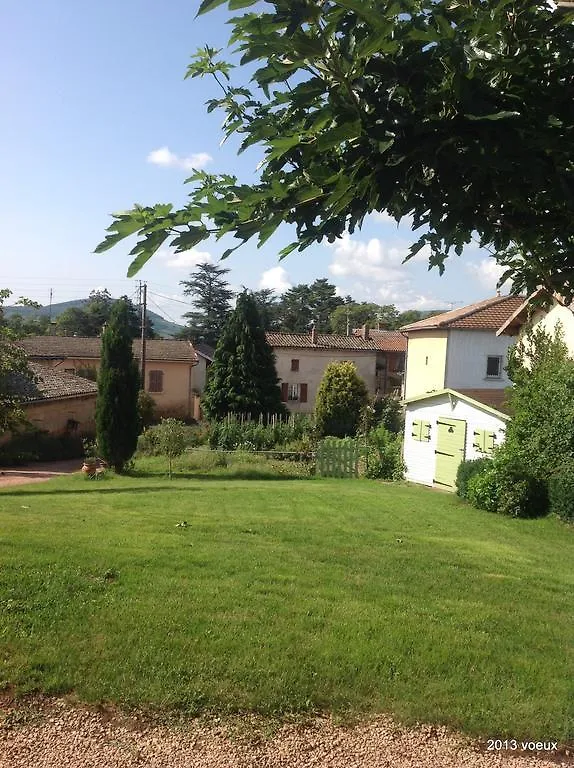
310,323 -> 317,345
361,323 -> 369,340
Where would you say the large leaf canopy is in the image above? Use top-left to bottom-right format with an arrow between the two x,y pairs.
97,1 -> 574,299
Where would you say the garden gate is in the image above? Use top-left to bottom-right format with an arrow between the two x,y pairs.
316,437 -> 362,478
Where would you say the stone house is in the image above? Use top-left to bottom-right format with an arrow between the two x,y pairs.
265,328 -> 379,414
19,336 -> 198,419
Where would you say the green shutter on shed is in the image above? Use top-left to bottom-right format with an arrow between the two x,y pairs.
411,419 -> 431,442
472,429 -> 497,455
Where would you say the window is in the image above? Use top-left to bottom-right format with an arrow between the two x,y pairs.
291,359 -> 299,372
148,369 -> 164,393
486,356 -> 502,378
288,383 -> 300,401
281,382 -> 307,403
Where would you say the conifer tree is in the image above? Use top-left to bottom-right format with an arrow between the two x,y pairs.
201,291 -> 286,420
96,299 -> 140,472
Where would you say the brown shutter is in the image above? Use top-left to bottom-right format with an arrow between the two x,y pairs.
300,383 -> 308,403
281,382 -> 288,402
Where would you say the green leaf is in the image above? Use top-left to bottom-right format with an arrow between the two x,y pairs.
465,111 -> 520,121
126,231 -> 169,277
315,121 -> 362,152
196,0 -> 228,17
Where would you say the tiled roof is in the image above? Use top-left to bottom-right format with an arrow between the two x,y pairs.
8,363 -> 98,403
19,336 -> 197,362
352,329 -> 407,353
400,296 -> 525,332
265,332 -> 379,351
195,342 -> 215,361
457,388 -> 512,415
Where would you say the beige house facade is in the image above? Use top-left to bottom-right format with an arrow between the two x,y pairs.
19,337 -> 198,420
401,296 -> 524,399
266,330 -> 379,414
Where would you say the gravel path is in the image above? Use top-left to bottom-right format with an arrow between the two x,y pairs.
0,459 -> 79,488
1,699 -> 571,768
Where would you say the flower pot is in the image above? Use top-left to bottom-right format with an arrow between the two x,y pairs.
82,459 -> 98,475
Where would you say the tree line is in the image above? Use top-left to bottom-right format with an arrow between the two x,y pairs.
2,289 -> 156,339
176,263 -> 439,347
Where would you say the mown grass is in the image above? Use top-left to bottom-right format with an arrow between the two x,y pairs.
0,456 -> 572,741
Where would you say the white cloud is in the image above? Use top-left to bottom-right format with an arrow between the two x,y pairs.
258,266 -> 292,293
147,146 -> 212,171
164,248 -> 213,270
466,258 -> 511,292
328,234 -> 411,283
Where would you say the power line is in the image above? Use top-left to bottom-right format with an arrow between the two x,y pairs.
147,289 -> 194,308
146,295 -> 185,327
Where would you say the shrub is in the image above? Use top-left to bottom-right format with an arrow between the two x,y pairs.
154,418 -> 187,477
361,425 -> 404,481
136,427 -> 161,456
207,414 -> 314,451
456,457 -> 493,499
466,468 -> 499,513
137,391 -> 156,428
466,456 -> 549,519
0,429 -> 87,465
371,396 -> 404,434
496,468 -> 548,519
315,361 -> 368,438
547,469 -> 574,523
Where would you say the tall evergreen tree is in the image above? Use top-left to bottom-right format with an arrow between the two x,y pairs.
180,263 -> 234,347
201,291 -> 286,420
96,299 -> 140,473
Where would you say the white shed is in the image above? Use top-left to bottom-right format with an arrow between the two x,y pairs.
402,388 -> 510,490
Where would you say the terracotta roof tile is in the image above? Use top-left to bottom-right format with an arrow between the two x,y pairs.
9,363 -> 98,403
400,296 -> 525,332
19,336 -> 197,362
352,329 -> 407,352
265,332 -> 379,351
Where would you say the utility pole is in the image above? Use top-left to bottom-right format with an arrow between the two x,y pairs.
140,281 -> 147,387
48,288 -> 53,323
346,307 -> 350,336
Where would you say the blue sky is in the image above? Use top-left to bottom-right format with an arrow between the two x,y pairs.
1,0 -> 507,324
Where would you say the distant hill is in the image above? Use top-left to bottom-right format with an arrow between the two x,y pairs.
4,299 -> 185,339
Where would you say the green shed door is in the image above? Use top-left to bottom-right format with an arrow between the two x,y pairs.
435,418 -> 467,489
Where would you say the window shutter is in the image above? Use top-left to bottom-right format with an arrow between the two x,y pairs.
281,382 -> 288,402
411,419 -> 421,440
421,421 -> 431,441
299,383 -> 308,403
486,431 -> 496,454
473,429 -> 484,452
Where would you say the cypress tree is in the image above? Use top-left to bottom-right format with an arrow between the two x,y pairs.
201,291 -> 286,420
96,299 -> 140,472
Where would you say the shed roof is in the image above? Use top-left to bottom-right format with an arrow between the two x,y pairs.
401,296 -> 525,332
402,388 -> 511,420
265,332 -> 379,351
19,336 -> 197,363
8,362 -> 98,403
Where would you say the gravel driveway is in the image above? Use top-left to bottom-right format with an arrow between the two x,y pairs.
0,699 -> 571,768
0,459 -> 79,488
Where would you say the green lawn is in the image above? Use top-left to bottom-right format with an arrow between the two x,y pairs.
0,458 -> 572,741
